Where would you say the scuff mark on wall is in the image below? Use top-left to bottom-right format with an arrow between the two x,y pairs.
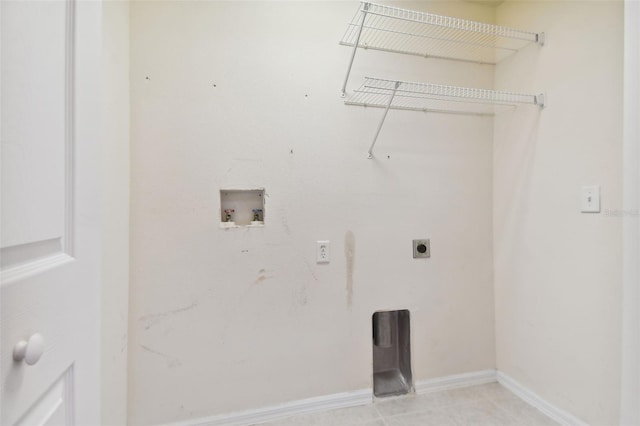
303,259 -> 319,281
138,302 -> 198,330
297,287 -> 308,306
232,157 -> 261,162
279,208 -> 291,235
254,269 -> 274,284
140,345 -> 182,368
290,285 -> 308,310
345,230 -> 355,308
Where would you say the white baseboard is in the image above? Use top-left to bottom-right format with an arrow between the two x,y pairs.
168,370 -> 499,426
496,371 -> 588,426
163,388 -> 372,426
167,370 -> 586,426
414,369 -> 497,394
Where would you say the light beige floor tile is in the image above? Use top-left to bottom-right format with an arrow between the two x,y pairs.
495,397 -> 560,426
354,420 -> 386,426
480,382 -> 523,403
374,391 -> 460,417
445,385 -> 489,405
445,399 -> 515,426
262,404 -> 381,426
260,384 -> 559,426
521,411 -> 560,426
385,408 -> 458,426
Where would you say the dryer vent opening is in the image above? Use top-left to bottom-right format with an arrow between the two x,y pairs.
372,309 -> 412,397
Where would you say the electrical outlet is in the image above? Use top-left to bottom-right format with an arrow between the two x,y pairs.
317,241 -> 330,263
413,239 -> 430,258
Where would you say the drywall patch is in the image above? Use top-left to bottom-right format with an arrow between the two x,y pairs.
345,231 -> 355,308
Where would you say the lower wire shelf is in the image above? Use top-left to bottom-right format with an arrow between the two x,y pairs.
346,77 -> 545,116
344,77 -> 545,158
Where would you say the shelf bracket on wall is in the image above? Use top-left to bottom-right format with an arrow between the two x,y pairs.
341,2 -> 370,97
368,80 -> 400,159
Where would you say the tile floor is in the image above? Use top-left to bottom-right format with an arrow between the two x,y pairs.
259,382 -> 559,426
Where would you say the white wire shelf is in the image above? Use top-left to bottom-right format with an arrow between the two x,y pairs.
346,77 -> 545,116
340,2 -> 544,65
347,77 -> 544,158
337,3 -> 546,158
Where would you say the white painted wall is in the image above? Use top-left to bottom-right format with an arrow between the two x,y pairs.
129,1 -> 497,424
101,2 -> 130,424
493,1 -> 624,425
621,0 -> 640,424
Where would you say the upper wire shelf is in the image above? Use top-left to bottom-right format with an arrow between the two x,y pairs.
346,77 -> 545,116
340,2 -> 544,65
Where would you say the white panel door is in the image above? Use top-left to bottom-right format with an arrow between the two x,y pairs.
1,0 -> 102,424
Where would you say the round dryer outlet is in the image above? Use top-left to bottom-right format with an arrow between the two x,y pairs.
412,239 -> 430,258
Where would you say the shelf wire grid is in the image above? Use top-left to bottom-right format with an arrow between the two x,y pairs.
346,77 -> 543,116
340,2 -> 541,64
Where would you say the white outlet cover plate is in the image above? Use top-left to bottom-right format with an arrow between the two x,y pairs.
581,185 -> 601,213
317,240 -> 330,263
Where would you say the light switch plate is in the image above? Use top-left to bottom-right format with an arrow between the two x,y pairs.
581,185 -> 600,213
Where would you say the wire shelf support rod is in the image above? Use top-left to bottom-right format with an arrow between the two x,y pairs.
368,80 -> 400,159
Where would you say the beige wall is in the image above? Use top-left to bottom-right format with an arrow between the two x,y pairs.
621,1 -> 640,423
493,1 -> 623,425
101,2 -> 130,424
128,1 -> 498,424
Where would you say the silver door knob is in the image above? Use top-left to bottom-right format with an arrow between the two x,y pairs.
13,333 -> 45,365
